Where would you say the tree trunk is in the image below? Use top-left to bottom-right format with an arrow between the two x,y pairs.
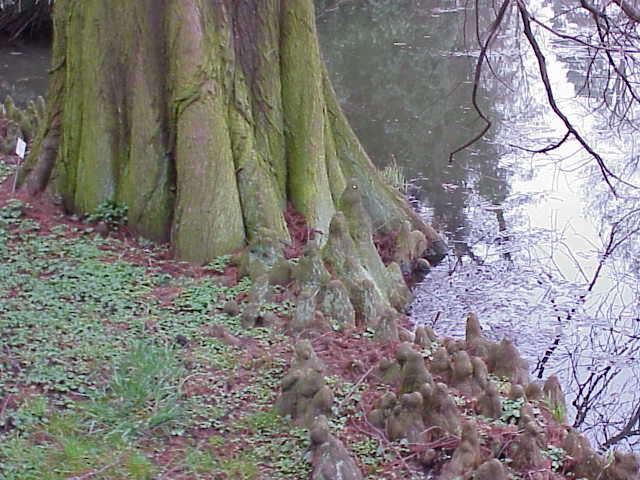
20,0 -> 442,266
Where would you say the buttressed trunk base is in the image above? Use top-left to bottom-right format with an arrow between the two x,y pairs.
20,0 -> 442,268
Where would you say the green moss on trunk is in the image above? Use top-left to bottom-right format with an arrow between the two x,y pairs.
168,0 -> 245,261
20,0 -> 442,272
281,0 -> 335,237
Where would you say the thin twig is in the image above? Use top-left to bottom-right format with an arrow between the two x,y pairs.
0,393 -> 12,419
337,365 -> 376,409
517,0 -> 637,196
449,0 -> 512,162
508,130 -> 571,154
65,460 -> 120,480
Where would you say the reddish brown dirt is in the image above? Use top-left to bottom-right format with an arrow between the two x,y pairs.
283,201 -> 320,258
0,119 -> 8,138
312,329 -> 398,383
0,164 -> 65,230
0,171 -> 245,288
373,230 -> 398,266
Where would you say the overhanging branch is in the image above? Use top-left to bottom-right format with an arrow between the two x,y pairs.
517,1 -> 625,196
449,0 -> 512,162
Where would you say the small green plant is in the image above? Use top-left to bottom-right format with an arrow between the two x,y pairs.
487,374 -> 511,394
0,157 -> 15,183
204,254 -> 232,273
542,445 -> 567,472
136,236 -> 156,248
381,159 -> 411,193
86,200 -> 128,226
244,409 -> 284,434
218,454 -> 259,479
546,395 -> 567,423
0,198 -> 27,225
0,194 -> 313,479
0,436 -> 48,480
352,437 -> 384,474
181,447 -> 219,475
125,453 -> 155,479
261,298 -> 294,317
500,397 -> 524,424
250,426 -> 311,478
2,394 -> 49,431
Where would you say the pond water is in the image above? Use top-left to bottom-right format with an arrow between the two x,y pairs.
318,0 -> 640,452
0,36 -> 49,106
1,2 -> 639,453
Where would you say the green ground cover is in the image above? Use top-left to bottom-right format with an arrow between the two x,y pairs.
0,182 -> 311,479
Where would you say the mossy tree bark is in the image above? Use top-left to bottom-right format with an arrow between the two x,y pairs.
21,0 -> 439,263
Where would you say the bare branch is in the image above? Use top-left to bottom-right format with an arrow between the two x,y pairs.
528,14 -> 640,54
65,461 -> 121,480
601,399 -> 640,448
449,0 -> 512,162
517,1 -> 628,196
508,130 -> 571,154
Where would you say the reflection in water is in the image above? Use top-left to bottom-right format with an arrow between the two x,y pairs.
318,0 -> 640,451
0,37 -> 49,106
316,0 -> 513,263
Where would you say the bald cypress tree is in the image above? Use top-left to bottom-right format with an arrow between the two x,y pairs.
20,0 -> 442,277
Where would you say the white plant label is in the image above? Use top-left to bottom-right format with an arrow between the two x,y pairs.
16,138 -> 26,159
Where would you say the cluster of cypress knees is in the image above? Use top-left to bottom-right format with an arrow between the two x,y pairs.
275,313 -> 639,479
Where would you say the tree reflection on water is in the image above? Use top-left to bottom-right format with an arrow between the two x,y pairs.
318,0 -> 640,451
